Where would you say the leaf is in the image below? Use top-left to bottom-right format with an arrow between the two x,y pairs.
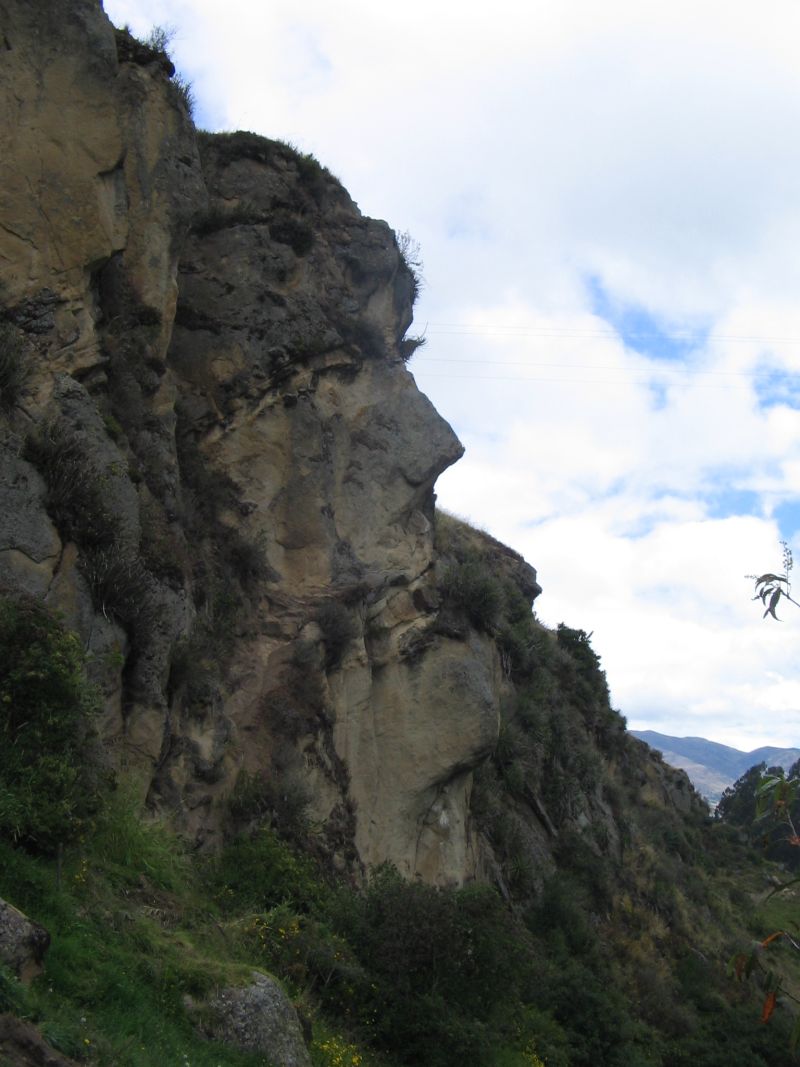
765,588 -> 783,619
755,773 -> 787,819
761,990 -> 777,1023
761,931 -> 785,947
756,774 -> 785,794
756,573 -> 787,587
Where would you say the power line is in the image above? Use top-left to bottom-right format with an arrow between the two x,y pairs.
413,358 -> 800,390
416,356 -> 758,377
424,322 -> 800,344
415,372 -> 761,388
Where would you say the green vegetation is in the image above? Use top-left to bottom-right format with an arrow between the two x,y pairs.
190,198 -> 316,254
23,419 -> 162,651
394,231 -> 423,305
113,24 -> 195,116
0,596 -> 103,853
722,764 -> 800,1047
190,201 -> 269,236
3,805 -> 789,1067
197,131 -> 337,205
398,333 -> 426,363
0,320 -> 29,411
144,25 -> 195,116
440,554 -> 503,632
432,509 -> 798,1063
270,215 -> 315,256
0,800 -> 265,1066
316,601 -> 357,669
23,419 -> 119,551
717,760 -> 800,869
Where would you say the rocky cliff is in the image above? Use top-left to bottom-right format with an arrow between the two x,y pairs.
0,0 -> 701,893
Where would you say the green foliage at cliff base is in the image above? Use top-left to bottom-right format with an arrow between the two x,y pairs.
0,596 -> 104,853
2,803 -> 793,1067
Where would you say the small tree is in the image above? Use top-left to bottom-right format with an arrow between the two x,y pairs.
730,767 -> 800,1047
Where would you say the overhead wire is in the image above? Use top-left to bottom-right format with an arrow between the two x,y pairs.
408,321 -> 800,390
424,322 -> 800,344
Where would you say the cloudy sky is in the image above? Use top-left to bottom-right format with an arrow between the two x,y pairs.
104,0 -> 800,751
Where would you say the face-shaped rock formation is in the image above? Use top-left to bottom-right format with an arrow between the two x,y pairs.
0,1 -> 541,885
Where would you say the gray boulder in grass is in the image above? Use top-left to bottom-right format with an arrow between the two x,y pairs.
187,970 -> 312,1067
0,897 -> 50,983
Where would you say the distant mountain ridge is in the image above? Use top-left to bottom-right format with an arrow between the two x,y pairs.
631,730 -> 800,805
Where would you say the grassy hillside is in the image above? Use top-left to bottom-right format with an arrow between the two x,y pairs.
1,792 -> 795,1067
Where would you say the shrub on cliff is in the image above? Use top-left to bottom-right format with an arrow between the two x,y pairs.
23,419 -> 119,550
317,601 -> 357,669
394,230 -> 424,305
440,556 -> 503,632
0,596 -> 103,853
0,322 -> 29,411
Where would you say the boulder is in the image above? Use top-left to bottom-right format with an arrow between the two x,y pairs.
188,971 -> 311,1067
0,898 -> 50,984
0,1015 -> 79,1067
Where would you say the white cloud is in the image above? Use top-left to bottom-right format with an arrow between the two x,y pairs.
102,0 -> 800,750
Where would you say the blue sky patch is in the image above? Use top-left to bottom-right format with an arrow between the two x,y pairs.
705,488 -> 761,521
774,500 -> 800,541
586,275 -> 708,361
754,367 -> 800,410
647,380 -> 669,410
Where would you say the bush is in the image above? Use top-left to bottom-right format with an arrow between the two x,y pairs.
89,781 -> 191,893
143,25 -> 195,117
0,321 -> 28,411
197,132 -> 337,204
317,600 -> 357,669
0,596 -> 103,852
555,624 -> 610,704
440,557 -> 503,632
269,216 -> 314,256
399,334 -> 426,363
191,201 -> 268,236
169,74 -> 195,116
79,545 -> 160,646
23,419 -> 119,549
327,866 -> 532,1064
338,316 -> 386,360
227,768 -> 311,838
394,230 -> 424,305
212,827 -> 326,914
225,530 -> 272,588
